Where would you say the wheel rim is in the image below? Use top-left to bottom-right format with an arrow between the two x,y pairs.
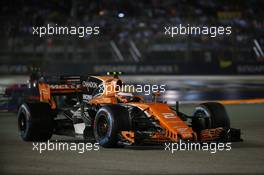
194,110 -> 211,129
18,113 -> 27,133
97,115 -> 109,138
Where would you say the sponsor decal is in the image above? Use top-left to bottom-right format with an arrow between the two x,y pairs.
82,81 -> 98,89
50,84 -> 81,89
162,113 -> 177,118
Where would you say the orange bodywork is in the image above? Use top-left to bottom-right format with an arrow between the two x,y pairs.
199,127 -> 224,141
38,82 -> 82,109
121,103 -> 197,143
37,75 -> 221,143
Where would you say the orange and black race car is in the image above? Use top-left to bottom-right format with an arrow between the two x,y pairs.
17,72 -> 242,147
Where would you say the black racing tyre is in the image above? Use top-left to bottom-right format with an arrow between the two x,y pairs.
17,102 -> 54,141
192,102 -> 230,132
93,105 -> 130,147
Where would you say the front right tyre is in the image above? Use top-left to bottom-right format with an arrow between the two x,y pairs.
192,102 -> 230,132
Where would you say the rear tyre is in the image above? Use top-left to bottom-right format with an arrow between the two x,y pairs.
192,102 -> 230,132
93,105 -> 130,147
17,103 -> 54,141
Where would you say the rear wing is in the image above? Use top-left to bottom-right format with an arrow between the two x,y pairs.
38,75 -> 103,99
44,75 -> 83,85
38,75 -> 87,100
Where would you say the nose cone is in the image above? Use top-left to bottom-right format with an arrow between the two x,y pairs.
148,103 -> 195,141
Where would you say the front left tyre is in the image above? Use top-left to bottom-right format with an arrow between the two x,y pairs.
93,105 -> 131,147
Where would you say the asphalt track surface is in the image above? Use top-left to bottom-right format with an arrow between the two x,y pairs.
0,103 -> 264,175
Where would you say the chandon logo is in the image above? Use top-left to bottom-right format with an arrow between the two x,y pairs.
82,81 -> 98,89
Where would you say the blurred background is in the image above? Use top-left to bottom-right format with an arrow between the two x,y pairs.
0,0 -> 264,75
0,0 -> 264,109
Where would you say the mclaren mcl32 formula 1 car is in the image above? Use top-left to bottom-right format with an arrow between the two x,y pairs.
17,72 -> 242,147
